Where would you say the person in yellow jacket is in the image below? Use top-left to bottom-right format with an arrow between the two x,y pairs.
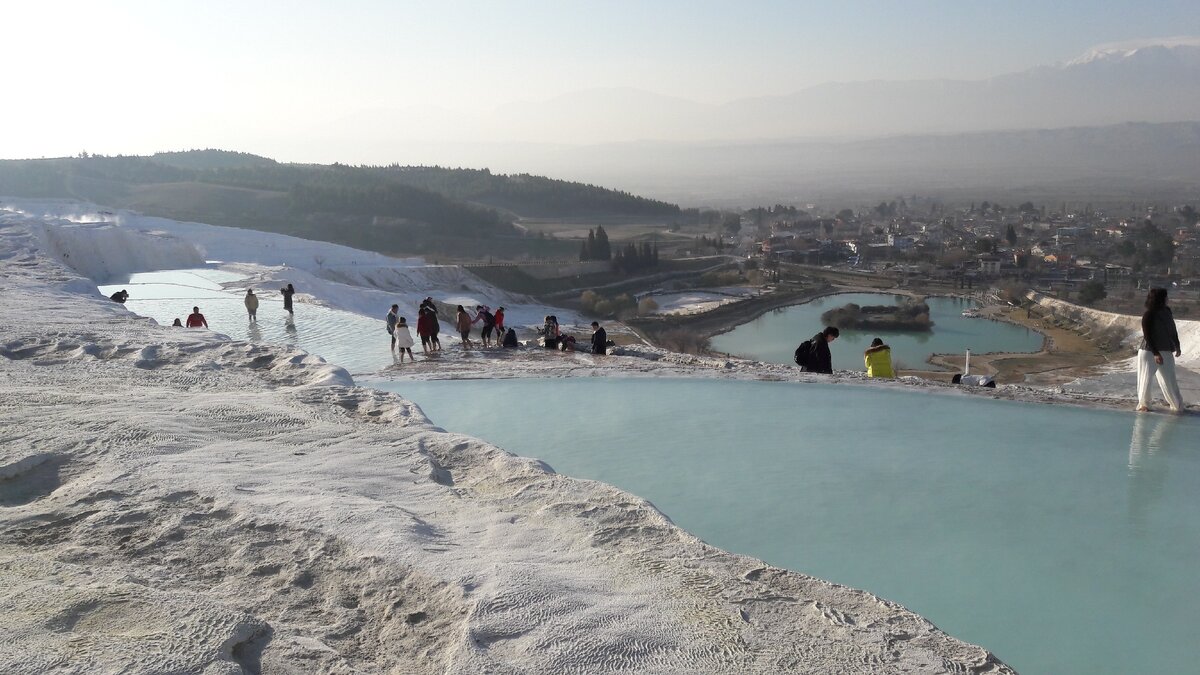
864,337 -> 895,378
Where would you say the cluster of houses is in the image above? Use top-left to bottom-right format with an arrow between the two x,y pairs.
745,204 -> 1200,291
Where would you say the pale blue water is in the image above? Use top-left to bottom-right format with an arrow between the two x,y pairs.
711,293 -> 1043,371
99,268 -> 398,374
375,377 -> 1200,675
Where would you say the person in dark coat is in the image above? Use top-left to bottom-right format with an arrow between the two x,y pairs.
590,321 -> 608,355
802,326 -> 839,374
109,289 -> 129,303
1136,287 -> 1184,412
281,283 -> 295,316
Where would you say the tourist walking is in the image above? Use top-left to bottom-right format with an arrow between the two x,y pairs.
244,289 -> 259,322
394,316 -> 415,363
185,306 -> 208,328
590,321 -> 608,355
281,283 -> 295,317
864,337 -> 894,378
456,305 -> 474,348
386,304 -> 400,351
1136,288 -> 1184,413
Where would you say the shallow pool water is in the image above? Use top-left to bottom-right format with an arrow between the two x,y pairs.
711,293 -> 1043,371
100,268 -> 404,374
377,377 -> 1200,675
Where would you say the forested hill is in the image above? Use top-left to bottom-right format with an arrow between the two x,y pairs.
0,151 -> 682,258
151,149 -> 277,170
378,166 -> 680,218
0,151 -> 679,219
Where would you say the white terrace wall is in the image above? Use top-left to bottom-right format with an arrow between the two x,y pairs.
1027,290 -> 1200,368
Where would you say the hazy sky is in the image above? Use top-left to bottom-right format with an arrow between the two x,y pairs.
3,0 -> 1198,161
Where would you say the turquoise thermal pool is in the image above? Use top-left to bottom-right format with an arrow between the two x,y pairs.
376,377 -> 1200,675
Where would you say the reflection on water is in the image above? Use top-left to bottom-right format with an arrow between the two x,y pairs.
1127,414 -> 1182,532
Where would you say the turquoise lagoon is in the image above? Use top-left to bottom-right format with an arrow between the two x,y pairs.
711,293 -> 1043,371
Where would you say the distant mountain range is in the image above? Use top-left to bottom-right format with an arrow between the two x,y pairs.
333,40 -> 1200,145
297,39 -> 1200,205
358,120 -> 1200,207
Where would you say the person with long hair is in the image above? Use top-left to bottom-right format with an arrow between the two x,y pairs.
456,305 -> 474,348
1136,288 -> 1184,413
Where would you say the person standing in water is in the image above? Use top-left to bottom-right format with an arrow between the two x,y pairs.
1136,288 -> 1184,413
386,304 -> 400,351
185,306 -> 208,328
427,305 -> 442,351
244,289 -> 259,322
864,337 -> 894,378
472,305 -> 496,347
416,307 -> 432,354
393,316 -> 415,363
456,305 -> 474,348
280,283 -> 295,317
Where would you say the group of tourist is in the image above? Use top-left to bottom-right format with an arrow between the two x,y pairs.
143,283 -> 296,330
386,297 -> 448,363
539,315 -> 608,354
382,302 -> 612,363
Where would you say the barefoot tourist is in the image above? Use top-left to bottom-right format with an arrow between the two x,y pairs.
281,283 -> 295,317
1136,288 -> 1184,413
244,289 -> 258,322
394,316 -> 415,363
386,304 -> 400,351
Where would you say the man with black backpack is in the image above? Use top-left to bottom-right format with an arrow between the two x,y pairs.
795,326 -> 839,374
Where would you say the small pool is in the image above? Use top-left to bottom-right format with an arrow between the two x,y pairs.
711,293 -> 1043,371
99,268 -> 397,374
376,377 -> 1200,675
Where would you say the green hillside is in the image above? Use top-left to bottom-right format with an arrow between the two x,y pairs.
0,151 -> 681,259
